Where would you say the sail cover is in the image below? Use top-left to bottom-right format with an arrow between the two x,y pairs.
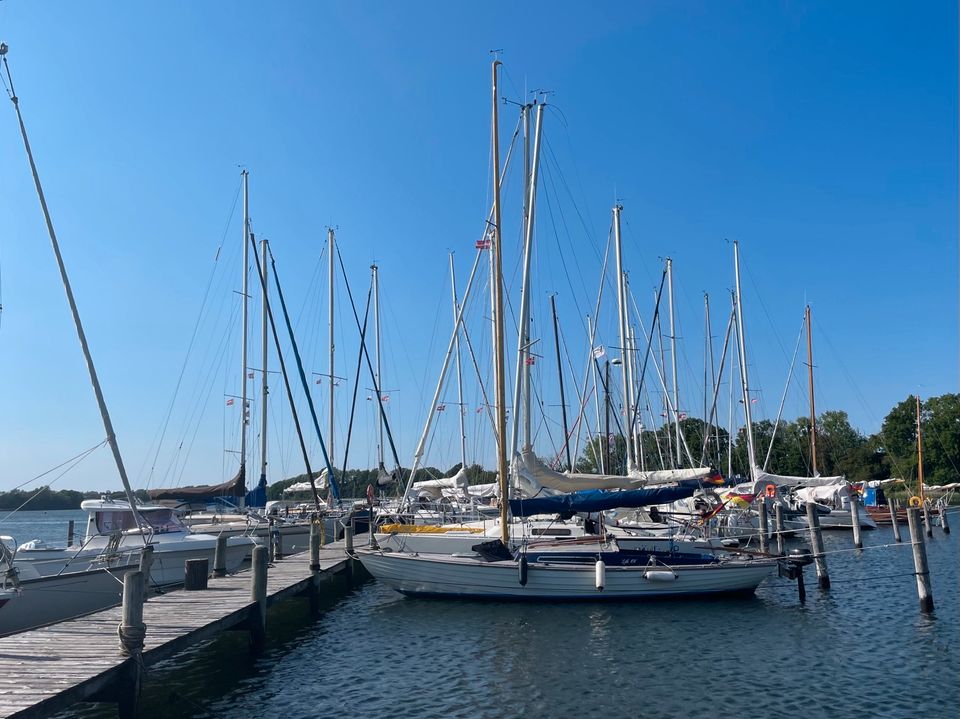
517,449 -> 715,492
412,468 -> 469,498
754,467 -> 845,488
147,466 -> 246,501
508,485 -> 697,517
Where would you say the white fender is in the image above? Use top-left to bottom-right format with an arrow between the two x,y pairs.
595,559 -> 606,590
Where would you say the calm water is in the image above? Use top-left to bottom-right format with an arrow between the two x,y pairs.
5,510 -> 952,719
0,508 -> 86,546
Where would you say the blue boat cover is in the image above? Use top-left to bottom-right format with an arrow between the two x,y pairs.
508,485 -> 697,517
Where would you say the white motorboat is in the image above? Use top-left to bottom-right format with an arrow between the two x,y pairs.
15,499 -> 254,586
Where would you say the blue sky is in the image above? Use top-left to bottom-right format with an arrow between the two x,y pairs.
0,1 -> 955,493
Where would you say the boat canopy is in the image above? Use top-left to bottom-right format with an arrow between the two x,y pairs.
508,485 -> 697,518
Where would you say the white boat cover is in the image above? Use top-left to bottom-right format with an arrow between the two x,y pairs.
865,478 -> 905,488
515,450 -> 712,493
754,467 -> 845,488
283,469 -> 329,495
412,468 -> 469,498
444,481 -> 499,499
795,482 -> 851,505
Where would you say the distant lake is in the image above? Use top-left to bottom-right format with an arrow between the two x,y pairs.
0,509 -> 86,546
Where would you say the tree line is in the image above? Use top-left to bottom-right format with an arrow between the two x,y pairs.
576,393 -> 959,488
4,394 -> 954,510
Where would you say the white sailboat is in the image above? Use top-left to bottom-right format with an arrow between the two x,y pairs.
358,61 -> 776,600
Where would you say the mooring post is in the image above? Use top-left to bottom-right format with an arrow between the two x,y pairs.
137,544 -> 154,601
850,495 -> 863,549
890,499 -> 902,543
922,501 -> 933,538
345,523 -> 354,554
308,520 -> 322,615
805,502 -> 830,590
250,545 -> 268,652
270,527 -> 283,561
939,503 -> 951,535
906,507 -> 934,614
184,558 -> 209,591
117,570 -> 145,718
774,503 -> 785,556
757,501 -> 769,554
67,519 -> 75,546
213,534 -> 228,577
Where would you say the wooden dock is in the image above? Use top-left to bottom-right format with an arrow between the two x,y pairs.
0,538 -> 357,719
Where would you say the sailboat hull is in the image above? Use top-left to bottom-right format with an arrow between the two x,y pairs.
357,549 -> 774,601
0,564 -> 134,637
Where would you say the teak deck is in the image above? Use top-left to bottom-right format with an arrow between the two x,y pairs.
0,541 -> 353,719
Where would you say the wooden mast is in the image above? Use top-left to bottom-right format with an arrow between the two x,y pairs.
490,58 -> 509,544
806,305 -> 818,475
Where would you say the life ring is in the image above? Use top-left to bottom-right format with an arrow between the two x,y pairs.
765,484 -> 776,499
908,496 -> 923,508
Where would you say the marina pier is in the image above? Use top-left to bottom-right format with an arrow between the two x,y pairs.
0,537 -> 359,719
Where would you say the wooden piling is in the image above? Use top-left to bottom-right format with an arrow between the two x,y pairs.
922,501 -> 933,538
308,521 -> 321,615
138,544 -> 154,601
249,545 -> 268,652
270,528 -> 283,561
345,524 -> 354,554
890,499 -> 902,542
940,503 -> 951,534
805,502 -> 830,590
774,503 -> 785,556
906,507 -> 934,613
67,519 -> 75,546
850,496 -> 863,549
213,534 -> 228,577
118,570 -> 146,656
184,558 -> 209,591
757,501 -> 769,554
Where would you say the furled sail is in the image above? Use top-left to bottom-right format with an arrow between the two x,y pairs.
146,466 -> 246,501
516,449 -> 715,493
754,467 -> 845,488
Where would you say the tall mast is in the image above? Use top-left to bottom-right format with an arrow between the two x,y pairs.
3,48 -> 144,528
629,325 -> 644,472
733,242 -> 758,480
328,227 -> 336,473
656,288 -> 673,467
449,254 -> 468,470
667,257 -> 681,467
551,295 -> 572,471
510,101 -> 545,458
806,304 -> 818,475
588,316 -> 604,473
728,293 -> 736,478
259,238 -> 269,490
490,59 -> 510,544
240,170 -> 250,482
916,395 -> 925,504
612,204 -> 635,471
372,263 -> 384,469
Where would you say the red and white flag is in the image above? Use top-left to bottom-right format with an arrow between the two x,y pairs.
226,398 -> 235,406
436,404 -> 446,412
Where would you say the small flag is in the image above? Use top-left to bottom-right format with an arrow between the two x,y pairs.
436,404 -> 446,412
315,378 -> 322,385
247,372 -> 254,379
525,356 -> 536,366
226,398 -> 235,406
381,395 -> 390,403
751,398 -> 759,404
592,345 -> 605,359
475,238 -> 491,250
679,411 -> 687,420
477,407 -> 484,413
